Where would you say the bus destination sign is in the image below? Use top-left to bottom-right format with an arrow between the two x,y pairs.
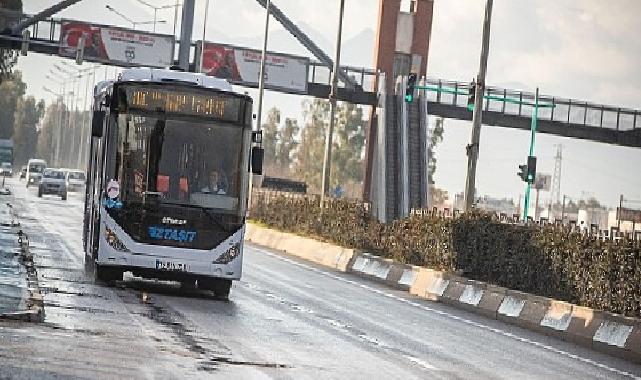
121,85 -> 242,122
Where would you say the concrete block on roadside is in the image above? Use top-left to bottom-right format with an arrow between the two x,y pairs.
350,255 -> 369,273
409,267 -> 430,297
540,300 -> 573,336
624,327 -> 641,363
594,320 -> 633,348
442,278 -> 466,306
397,267 -> 418,290
374,260 -> 391,281
497,295 -> 526,323
458,283 -> 485,310
477,285 -> 506,319
363,258 -> 380,277
566,305 -> 604,347
385,264 -> 406,288
514,292 -> 550,332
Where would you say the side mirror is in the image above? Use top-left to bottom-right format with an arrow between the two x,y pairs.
251,146 -> 264,175
92,110 -> 105,137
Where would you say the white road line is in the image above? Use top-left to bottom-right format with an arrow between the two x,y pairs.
250,246 -> 641,380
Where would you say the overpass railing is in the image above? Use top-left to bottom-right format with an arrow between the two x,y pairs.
423,78 -> 640,132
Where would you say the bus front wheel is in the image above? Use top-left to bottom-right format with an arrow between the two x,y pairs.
95,265 -> 122,284
199,278 -> 231,300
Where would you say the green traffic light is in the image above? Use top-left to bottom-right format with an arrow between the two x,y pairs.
405,94 -> 413,103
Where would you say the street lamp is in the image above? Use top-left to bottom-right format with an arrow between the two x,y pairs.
134,0 -> 181,33
105,5 -> 166,30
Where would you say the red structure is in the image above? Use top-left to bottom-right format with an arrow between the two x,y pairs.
364,0 -> 434,201
373,0 -> 433,89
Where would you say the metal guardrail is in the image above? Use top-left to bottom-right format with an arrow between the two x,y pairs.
308,61 -> 378,93
423,78 -> 640,132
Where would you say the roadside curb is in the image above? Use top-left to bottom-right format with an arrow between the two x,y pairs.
245,223 -> 641,364
0,205 -> 44,323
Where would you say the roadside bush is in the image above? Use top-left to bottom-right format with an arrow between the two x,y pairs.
250,192 -> 641,317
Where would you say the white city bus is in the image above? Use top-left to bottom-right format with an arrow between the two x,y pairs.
83,68 -> 263,299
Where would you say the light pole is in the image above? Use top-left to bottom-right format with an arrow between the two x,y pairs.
320,0 -> 345,207
105,5 -> 166,30
134,0 -> 181,33
199,0 -> 210,73
463,0 -> 493,212
48,69 -> 72,166
255,0 -> 271,132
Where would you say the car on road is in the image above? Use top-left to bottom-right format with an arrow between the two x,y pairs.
65,169 -> 86,191
26,158 -> 47,187
38,168 -> 67,200
19,166 -> 26,180
0,162 -> 12,177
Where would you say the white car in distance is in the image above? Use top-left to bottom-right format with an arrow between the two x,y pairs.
65,170 -> 86,192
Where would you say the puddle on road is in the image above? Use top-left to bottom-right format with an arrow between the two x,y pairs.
121,288 -> 292,373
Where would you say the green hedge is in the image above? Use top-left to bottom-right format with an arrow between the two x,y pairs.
249,193 -> 641,317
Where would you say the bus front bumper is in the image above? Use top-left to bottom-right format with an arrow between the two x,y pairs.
96,249 -> 242,281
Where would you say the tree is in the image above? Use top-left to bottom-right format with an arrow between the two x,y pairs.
276,117 -> 299,174
293,99 -> 366,195
13,96 -> 45,165
427,117 -> 447,205
0,70 -> 25,139
428,117 -> 445,185
261,107 -> 281,175
37,102 -> 65,163
331,101 -> 366,191
293,99 -> 328,192
0,0 -> 23,83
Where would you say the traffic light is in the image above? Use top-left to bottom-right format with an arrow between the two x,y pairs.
517,156 -> 537,183
518,164 -> 528,182
467,81 -> 476,110
527,155 -> 537,183
405,73 -> 417,103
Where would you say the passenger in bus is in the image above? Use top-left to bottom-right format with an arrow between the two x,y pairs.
200,169 -> 229,195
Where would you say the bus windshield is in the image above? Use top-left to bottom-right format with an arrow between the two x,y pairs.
114,113 -> 245,214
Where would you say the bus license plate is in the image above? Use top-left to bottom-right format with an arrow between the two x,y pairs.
155,259 -> 188,271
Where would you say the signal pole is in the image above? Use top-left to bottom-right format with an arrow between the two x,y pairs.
320,0 -> 346,206
464,0 -> 493,212
178,0 -> 195,71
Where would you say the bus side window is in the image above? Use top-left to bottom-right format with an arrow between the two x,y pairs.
157,175 -> 170,194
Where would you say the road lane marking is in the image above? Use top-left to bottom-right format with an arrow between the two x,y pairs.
250,246 -> 641,380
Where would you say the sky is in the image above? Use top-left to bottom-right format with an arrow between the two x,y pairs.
16,0 -> 641,208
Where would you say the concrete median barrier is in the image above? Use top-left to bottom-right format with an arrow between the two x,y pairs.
245,223 -> 355,271
247,223 -> 641,363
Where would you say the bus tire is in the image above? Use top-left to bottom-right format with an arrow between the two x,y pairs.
199,278 -> 231,300
95,265 -> 122,284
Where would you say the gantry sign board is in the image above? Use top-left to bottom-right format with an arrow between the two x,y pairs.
617,207 -> 641,223
196,41 -> 309,94
59,21 -> 175,68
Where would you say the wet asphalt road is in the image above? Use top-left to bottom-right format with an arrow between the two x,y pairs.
0,177 -> 640,379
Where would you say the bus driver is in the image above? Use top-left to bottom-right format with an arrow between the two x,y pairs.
201,169 -> 229,195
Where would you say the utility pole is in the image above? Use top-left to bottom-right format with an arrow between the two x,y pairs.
256,0 -> 271,132
618,194 -> 624,229
522,87 -> 540,221
199,0 -> 210,73
464,0 -> 493,212
320,0 -> 346,206
178,0 -> 195,71
561,194 -> 567,223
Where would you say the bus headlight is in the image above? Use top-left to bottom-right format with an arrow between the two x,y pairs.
214,243 -> 240,264
105,227 -> 130,252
